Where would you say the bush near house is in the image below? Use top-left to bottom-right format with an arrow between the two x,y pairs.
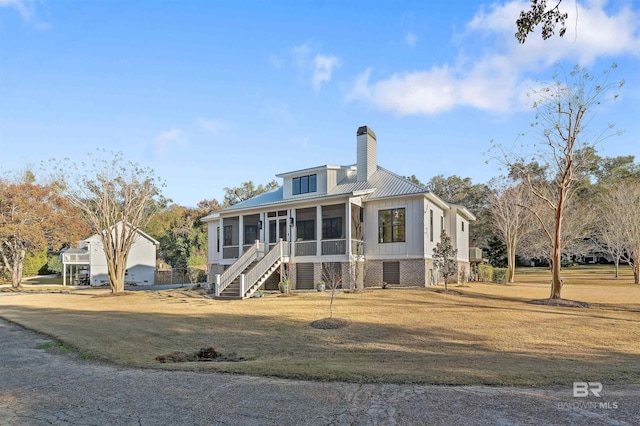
492,268 -> 508,284
479,264 -> 493,282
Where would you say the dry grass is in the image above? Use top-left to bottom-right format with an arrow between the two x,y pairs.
1,265 -> 638,385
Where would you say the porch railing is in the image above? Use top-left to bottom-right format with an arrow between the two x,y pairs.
62,253 -> 90,263
295,240 -> 316,256
216,241 -> 265,296
222,245 -> 240,259
322,239 -> 346,255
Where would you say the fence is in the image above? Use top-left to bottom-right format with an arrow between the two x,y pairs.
154,270 -> 192,285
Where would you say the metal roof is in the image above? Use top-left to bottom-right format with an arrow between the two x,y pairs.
209,166 -> 448,217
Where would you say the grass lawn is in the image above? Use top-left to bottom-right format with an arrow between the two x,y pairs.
1,265 -> 638,385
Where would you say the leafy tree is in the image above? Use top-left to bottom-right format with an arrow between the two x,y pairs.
147,199 -> 217,272
484,236 -> 508,269
223,180 -> 279,207
46,254 -> 63,275
0,175 -> 87,288
516,0 -> 568,44
22,250 -> 47,277
433,230 -> 458,291
496,64 -> 623,299
52,151 -> 166,293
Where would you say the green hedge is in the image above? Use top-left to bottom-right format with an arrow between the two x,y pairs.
492,268 -> 508,284
478,264 -> 493,282
22,251 -> 48,277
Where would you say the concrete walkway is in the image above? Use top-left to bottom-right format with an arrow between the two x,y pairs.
0,318 -> 638,425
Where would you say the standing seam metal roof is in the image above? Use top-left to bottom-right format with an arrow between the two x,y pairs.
220,166 -> 431,212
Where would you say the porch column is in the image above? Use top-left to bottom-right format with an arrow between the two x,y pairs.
289,209 -> 296,256
259,212 -> 266,243
62,261 -> 67,286
316,205 -> 322,257
345,202 -> 352,256
238,215 -> 244,256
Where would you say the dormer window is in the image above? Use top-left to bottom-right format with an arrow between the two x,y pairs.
293,174 -> 317,195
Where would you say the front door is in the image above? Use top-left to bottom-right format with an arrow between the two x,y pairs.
269,218 -> 288,247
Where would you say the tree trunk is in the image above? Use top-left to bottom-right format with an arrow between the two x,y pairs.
615,259 -> 619,278
507,242 -> 516,283
550,195 -> 565,300
10,249 -> 25,289
634,264 -> 639,285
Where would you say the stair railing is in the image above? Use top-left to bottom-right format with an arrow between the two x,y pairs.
215,240 -> 265,296
241,239 -> 289,298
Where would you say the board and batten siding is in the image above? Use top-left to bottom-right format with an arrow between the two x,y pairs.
207,220 -> 220,264
364,197 -> 427,259
424,200 -> 447,257
282,169 -> 328,199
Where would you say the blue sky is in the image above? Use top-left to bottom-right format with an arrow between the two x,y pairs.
1,0 -> 639,207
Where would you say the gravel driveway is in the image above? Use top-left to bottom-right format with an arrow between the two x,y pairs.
0,318 -> 638,425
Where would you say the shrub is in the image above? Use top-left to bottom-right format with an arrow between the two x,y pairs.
22,251 -> 48,277
46,255 -> 63,275
492,268 -> 508,284
478,265 -> 493,282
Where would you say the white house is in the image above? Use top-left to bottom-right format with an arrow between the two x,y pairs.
202,126 -> 476,299
61,224 -> 159,286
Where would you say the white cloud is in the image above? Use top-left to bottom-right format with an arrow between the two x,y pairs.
347,0 -> 640,116
291,43 -> 341,92
197,118 -> 224,134
405,32 -> 418,47
154,128 -> 183,156
0,0 -> 33,21
312,54 -> 340,92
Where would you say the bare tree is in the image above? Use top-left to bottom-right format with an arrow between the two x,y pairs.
52,151 -> 165,293
487,177 -> 534,283
495,64 -> 623,299
597,182 -> 640,283
322,262 -> 343,318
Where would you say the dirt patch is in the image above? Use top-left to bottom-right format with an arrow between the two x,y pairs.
156,347 -> 246,363
311,318 -> 351,329
92,291 -> 137,298
278,292 -> 298,297
433,289 -> 463,296
528,298 -> 590,308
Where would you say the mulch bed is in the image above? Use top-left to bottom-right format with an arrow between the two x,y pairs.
311,318 -> 351,329
433,289 -> 463,296
528,298 -> 590,308
156,347 -> 246,363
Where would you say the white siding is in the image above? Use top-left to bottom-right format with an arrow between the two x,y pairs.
86,232 -> 157,286
208,220 -> 221,263
364,197 -> 425,259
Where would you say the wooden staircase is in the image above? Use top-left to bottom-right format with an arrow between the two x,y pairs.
215,261 -> 259,300
214,240 -> 289,300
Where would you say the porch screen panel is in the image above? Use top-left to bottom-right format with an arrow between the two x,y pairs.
296,264 -> 314,290
383,262 -> 400,285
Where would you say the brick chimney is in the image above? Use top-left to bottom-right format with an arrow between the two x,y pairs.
356,126 -> 377,182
